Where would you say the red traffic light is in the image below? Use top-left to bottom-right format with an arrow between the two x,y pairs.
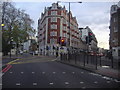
89,32 -> 92,36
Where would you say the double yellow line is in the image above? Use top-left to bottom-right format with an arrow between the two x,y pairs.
7,58 -> 21,64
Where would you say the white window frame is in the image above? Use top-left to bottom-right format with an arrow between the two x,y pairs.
50,38 -> 57,44
51,17 -> 57,22
50,31 -> 57,36
51,24 -> 57,29
51,11 -> 57,15
114,26 -> 118,32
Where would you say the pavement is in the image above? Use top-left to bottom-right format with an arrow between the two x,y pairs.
56,57 -> 120,81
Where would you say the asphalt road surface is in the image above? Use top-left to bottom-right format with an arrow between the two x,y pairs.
1,56 -> 120,88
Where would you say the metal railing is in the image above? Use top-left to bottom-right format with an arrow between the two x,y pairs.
60,51 -> 119,70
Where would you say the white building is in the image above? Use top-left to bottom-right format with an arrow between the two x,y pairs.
80,26 -> 98,52
23,36 -> 38,53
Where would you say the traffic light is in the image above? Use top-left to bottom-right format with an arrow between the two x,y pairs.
86,36 -> 89,44
88,32 -> 93,43
60,38 -> 66,46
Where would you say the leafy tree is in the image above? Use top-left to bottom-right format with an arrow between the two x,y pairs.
2,2 -> 35,56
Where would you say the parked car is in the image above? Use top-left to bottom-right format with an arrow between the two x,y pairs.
19,50 -> 23,55
35,51 -> 38,55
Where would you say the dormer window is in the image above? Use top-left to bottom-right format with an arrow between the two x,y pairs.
52,3 -> 57,9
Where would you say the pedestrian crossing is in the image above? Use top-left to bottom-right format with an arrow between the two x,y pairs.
2,70 -> 120,88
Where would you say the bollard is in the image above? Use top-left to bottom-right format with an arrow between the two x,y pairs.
84,53 -> 85,67
87,53 -> 88,64
100,56 -> 101,67
60,53 -> 62,61
111,56 -> 113,68
75,53 -> 77,64
95,55 -> 97,70
68,53 -> 70,62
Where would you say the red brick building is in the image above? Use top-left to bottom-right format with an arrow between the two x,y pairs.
38,3 -> 81,55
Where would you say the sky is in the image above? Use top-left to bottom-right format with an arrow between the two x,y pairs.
10,0 -> 119,49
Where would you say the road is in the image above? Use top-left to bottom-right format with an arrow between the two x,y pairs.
2,55 -> 120,88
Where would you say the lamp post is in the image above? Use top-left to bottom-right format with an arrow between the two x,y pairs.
57,1 -> 82,51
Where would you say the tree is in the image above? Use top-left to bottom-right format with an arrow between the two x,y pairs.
2,2 -> 35,56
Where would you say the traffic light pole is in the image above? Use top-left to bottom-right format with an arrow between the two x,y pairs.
87,41 -> 89,64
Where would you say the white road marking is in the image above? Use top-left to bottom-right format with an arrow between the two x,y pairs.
80,82 -> 84,84
72,72 -> 75,74
114,79 -> 120,82
9,72 -> 13,74
1,73 -> 4,77
107,81 -> 110,83
102,76 -> 111,80
32,72 -> 35,74
16,83 -> 21,86
42,72 -> 45,74
102,66 -> 110,68
0,83 -> 2,86
51,59 -> 56,61
89,73 -> 102,77
65,82 -> 69,85
81,72 -> 84,74
49,82 -> 54,85
94,81 -> 98,84
62,72 -> 66,74
21,72 -> 24,74
33,83 -> 37,85
53,72 -> 56,74
0,73 -> 2,78
82,87 -> 86,89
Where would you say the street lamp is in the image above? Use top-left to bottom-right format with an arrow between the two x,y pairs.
57,1 -> 82,51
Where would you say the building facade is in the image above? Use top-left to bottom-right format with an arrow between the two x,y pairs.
80,26 -> 98,52
109,1 -> 120,59
38,3 -> 81,56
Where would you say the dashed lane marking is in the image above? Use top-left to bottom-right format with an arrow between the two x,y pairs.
32,72 -> 35,74
82,87 -> 86,89
65,82 -> 69,85
81,72 -> 84,74
94,81 -> 98,84
42,72 -> 45,74
16,83 -> 21,86
53,72 -> 56,74
107,81 -> 111,83
72,72 -> 75,74
21,72 -> 24,74
62,72 -> 66,74
9,72 -> 13,74
33,83 -> 37,86
49,82 -> 54,85
80,82 -> 84,84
